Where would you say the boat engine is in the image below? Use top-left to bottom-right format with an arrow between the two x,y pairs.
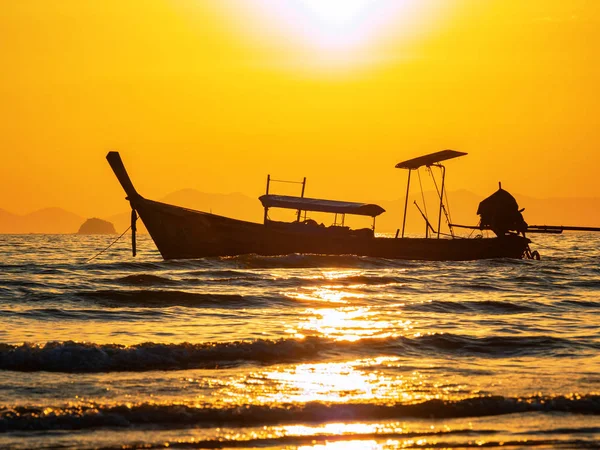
477,184 -> 528,237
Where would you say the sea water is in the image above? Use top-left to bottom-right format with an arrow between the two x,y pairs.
0,233 -> 598,449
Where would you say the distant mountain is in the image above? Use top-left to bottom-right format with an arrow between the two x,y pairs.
0,207 -> 84,234
107,189 -> 261,233
162,189 -> 259,222
376,190 -> 600,234
375,189 -> 481,235
3,189 -> 600,234
105,188 -> 600,235
513,194 -> 600,228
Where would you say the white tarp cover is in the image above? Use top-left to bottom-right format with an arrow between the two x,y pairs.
259,195 -> 385,217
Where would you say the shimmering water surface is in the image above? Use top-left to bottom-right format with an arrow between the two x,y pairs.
0,234 -> 599,449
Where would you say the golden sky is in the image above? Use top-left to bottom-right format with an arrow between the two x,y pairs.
2,0 -> 599,218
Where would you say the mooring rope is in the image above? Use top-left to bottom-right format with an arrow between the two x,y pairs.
85,226 -> 132,263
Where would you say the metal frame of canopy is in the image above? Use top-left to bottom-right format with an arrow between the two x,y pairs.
263,174 -> 307,223
395,150 -> 467,239
261,175 -> 385,231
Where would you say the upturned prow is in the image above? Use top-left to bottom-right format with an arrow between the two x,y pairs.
106,151 -> 141,200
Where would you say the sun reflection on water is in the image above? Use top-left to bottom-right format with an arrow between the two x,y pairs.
298,440 -> 381,449
283,269 -> 413,341
285,422 -> 385,437
213,357 -> 470,407
286,287 -> 362,305
291,307 -> 411,341
258,360 -> 389,404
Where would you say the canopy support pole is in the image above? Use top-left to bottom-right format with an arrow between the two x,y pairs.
401,169 -> 412,238
437,165 -> 446,239
264,174 -> 271,224
296,177 -> 306,222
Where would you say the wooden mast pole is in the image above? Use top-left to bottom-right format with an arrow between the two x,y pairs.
264,174 -> 270,224
401,169 -> 412,238
297,177 -> 306,222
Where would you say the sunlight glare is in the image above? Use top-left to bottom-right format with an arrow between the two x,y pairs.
264,0 -> 414,52
298,0 -> 375,28
245,358 -> 402,404
298,440 -> 381,449
218,0 -> 441,68
288,307 -> 409,341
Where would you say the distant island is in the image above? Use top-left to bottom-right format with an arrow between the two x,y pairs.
77,218 -> 116,234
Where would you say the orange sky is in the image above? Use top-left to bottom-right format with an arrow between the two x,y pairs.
1,0 -> 599,218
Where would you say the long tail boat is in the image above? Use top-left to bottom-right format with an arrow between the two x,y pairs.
106,150 -> 536,261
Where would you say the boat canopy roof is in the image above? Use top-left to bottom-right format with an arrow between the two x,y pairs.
396,149 -> 467,170
259,195 -> 385,217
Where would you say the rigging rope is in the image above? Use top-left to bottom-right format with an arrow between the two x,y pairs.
444,187 -> 453,230
428,166 -> 440,199
417,168 -> 428,219
85,226 -> 132,263
467,220 -> 479,238
427,166 -> 455,237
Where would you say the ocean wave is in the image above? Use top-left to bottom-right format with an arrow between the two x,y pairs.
53,436 -> 600,450
405,300 -> 536,314
1,307 -> 165,321
0,339 -> 326,372
86,261 -> 176,272
1,395 -> 598,432
0,263 -> 63,274
181,269 -> 260,278
80,259 -> 226,274
74,290 -> 284,308
113,274 -> 178,286
568,279 -> 600,288
59,437 -> 600,450
4,435 -> 596,450
222,253 -> 414,269
416,334 -> 590,356
297,274 -> 409,287
1,333 -> 593,373
558,299 -> 600,309
182,275 -> 269,287
86,254 -> 413,271
454,282 -> 511,292
0,279 -> 49,289
16,289 -> 287,309
181,273 -> 412,290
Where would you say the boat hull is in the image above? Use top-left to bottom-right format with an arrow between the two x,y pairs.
133,198 -> 529,261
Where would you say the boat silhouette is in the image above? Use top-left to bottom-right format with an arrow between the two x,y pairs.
107,151 -> 534,260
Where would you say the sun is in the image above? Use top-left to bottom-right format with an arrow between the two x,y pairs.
207,0 -> 445,68
297,0 -> 378,27
256,0 -> 417,52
